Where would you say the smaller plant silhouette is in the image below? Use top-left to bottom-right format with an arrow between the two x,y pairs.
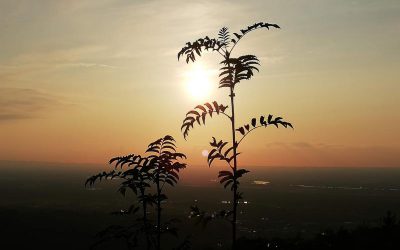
145,135 -> 187,250
86,135 -> 186,250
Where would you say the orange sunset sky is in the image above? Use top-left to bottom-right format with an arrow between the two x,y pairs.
1,0 -> 399,168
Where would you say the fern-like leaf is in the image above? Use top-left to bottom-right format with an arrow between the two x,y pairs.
231,22 -> 280,45
219,55 -> 260,88
146,135 -> 186,188
207,137 -> 238,167
218,27 -> 230,49
181,102 -> 228,139
85,170 -> 122,187
178,36 -> 224,63
236,115 -> 293,143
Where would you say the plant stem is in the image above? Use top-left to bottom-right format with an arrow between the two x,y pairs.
156,146 -> 163,250
141,188 -> 147,223
224,50 -> 238,250
229,85 -> 238,250
141,187 -> 151,250
156,174 -> 161,250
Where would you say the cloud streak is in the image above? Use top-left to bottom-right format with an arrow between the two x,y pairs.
263,141 -> 400,167
0,87 -> 67,122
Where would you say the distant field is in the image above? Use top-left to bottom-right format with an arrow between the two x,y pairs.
1,161 -> 400,249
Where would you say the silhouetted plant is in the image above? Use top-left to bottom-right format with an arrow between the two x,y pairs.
144,135 -> 187,250
86,155 -> 155,249
178,22 -> 293,249
85,135 -> 186,250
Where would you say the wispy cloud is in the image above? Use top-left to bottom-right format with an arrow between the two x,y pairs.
0,45 -> 119,87
264,141 -> 400,167
265,142 -> 343,149
61,62 -> 117,69
0,87 -> 68,122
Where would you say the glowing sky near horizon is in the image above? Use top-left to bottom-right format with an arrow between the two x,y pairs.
0,0 -> 399,167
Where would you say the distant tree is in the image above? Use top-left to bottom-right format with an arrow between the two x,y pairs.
86,135 -> 186,250
178,22 -> 293,249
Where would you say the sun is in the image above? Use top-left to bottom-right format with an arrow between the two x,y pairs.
184,64 -> 213,100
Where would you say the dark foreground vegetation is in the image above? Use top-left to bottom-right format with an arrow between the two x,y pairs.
237,211 -> 400,250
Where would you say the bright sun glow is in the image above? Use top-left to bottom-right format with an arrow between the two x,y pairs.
184,64 -> 213,100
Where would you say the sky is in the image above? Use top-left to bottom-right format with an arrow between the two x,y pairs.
0,0 -> 399,167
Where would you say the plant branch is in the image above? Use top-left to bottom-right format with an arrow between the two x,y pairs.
217,49 -> 225,57
228,22 -> 280,54
236,125 -> 264,147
